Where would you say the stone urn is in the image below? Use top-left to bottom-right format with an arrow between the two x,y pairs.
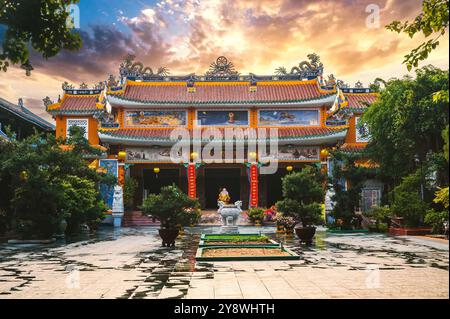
56,218 -> 68,238
218,201 -> 242,233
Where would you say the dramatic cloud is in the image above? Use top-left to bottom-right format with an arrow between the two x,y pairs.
0,0 -> 448,122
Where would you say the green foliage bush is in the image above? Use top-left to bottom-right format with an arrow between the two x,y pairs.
364,206 -> 392,232
0,128 -> 109,239
247,208 -> 265,223
390,171 -> 429,227
329,151 -> 375,229
140,184 -> 200,229
123,177 -> 138,211
276,167 -> 325,227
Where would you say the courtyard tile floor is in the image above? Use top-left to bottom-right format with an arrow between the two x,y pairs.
0,227 -> 448,299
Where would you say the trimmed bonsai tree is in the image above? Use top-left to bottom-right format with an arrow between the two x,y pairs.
247,207 -> 265,225
276,167 -> 325,228
141,184 -> 199,246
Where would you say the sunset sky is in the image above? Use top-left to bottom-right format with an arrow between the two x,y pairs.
0,0 -> 449,122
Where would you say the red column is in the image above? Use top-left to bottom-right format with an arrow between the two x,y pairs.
249,164 -> 259,207
187,164 -> 197,199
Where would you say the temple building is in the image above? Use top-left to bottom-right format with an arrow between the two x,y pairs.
1,97 -> 55,141
45,54 -> 379,218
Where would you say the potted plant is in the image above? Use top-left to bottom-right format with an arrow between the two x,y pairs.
274,214 -> 297,236
141,184 -> 199,247
273,212 -> 285,233
248,207 -> 265,226
276,167 -> 325,243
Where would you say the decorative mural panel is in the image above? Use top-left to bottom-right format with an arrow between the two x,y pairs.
261,146 -> 320,161
258,110 -> 320,126
196,110 -> 249,126
66,118 -> 88,139
355,116 -> 370,142
99,159 -> 118,208
126,147 -> 184,163
125,110 -> 186,127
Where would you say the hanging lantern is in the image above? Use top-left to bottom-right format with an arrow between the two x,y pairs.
118,151 -> 127,161
248,151 -> 257,161
19,170 -> 28,181
286,166 -> 293,172
191,152 -> 199,161
154,167 -> 160,174
320,149 -> 329,158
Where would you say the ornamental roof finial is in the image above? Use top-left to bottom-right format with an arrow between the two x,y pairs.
206,56 -> 239,77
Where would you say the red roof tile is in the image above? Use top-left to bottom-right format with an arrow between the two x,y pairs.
118,81 -> 334,104
51,95 -> 101,113
340,143 -> 367,153
345,94 -> 378,111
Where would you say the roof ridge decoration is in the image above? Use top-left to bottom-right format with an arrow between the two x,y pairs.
205,56 -> 239,79
61,81 -> 106,95
119,54 -> 170,80
275,53 -> 324,79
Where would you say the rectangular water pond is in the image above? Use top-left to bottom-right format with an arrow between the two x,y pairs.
195,245 -> 300,261
199,233 -> 278,247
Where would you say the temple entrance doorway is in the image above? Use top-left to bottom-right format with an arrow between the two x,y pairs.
204,168 -> 241,209
143,168 -> 181,197
266,169 -> 288,207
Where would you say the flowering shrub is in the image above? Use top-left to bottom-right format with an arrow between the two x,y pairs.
263,206 -> 276,222
273,213 -> 297,230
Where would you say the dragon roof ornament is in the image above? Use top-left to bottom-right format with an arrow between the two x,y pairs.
119,54 -> 170,79
275,53 -> 324,78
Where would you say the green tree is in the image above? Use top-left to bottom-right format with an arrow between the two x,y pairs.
363,66 -> 449,188
0,128 -> 111,238
275,167 -> 325,227
141,184 -> 200,229
60,175 -> 105,234
391,170 -> 429,227
123,177 -> 138,211
386,0 -> 449,71
0,0 -> 82,75
329,151 -> 376,229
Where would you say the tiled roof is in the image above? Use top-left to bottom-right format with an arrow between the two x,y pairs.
0,97 -> 55,131
110,80 -> 336,105
98,127 -> 347,142
344,93 -> 378,112
339,143 -> 367,153
48,95 -> 103,114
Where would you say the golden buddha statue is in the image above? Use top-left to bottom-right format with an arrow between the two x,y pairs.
218,188 -> 231,204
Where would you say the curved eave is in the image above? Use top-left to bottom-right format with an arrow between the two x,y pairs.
98,128 -> 347,146
48,109 -> 104,116
106,93 -> 337,109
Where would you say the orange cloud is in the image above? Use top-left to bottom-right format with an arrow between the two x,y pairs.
0,0 -> 448,121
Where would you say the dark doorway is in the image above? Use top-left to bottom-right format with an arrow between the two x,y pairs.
143,168 -> 180,195
266,170 -> 288,207
205,168 -> 241,209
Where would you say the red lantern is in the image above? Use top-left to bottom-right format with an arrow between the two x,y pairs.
187,164 -> 197,198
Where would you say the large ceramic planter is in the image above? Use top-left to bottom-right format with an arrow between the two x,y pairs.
276,225 -> 285,234
295,226 -> 316,244
159,228 -> 179,247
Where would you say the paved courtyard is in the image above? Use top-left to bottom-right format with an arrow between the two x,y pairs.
0,227 -> 448,299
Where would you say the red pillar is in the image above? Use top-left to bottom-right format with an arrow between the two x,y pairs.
249,164 -> 259,207
187,163 -> 197,198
